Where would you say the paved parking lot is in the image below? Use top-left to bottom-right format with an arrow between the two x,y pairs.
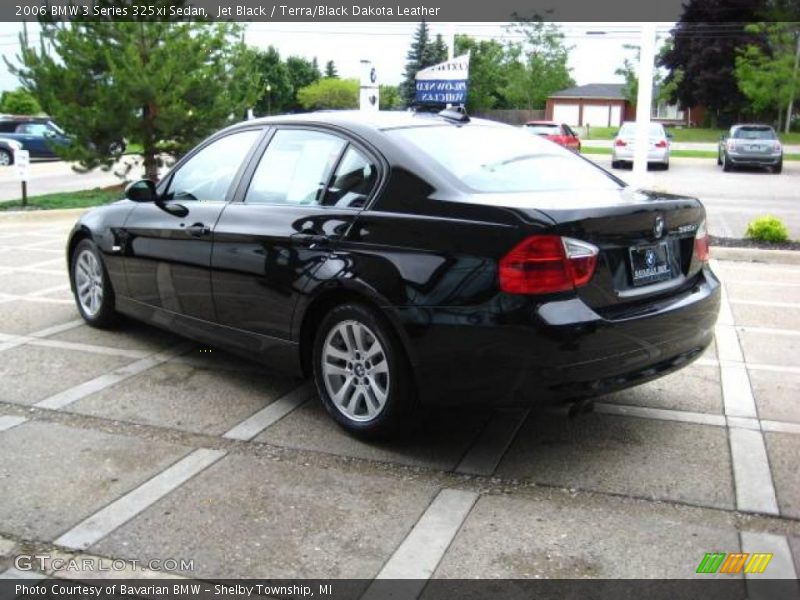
0,216 -> 799,589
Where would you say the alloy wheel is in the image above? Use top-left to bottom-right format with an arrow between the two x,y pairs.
321,319 -> 390,422
74,249 -> 104,317
0,151 -> 11,167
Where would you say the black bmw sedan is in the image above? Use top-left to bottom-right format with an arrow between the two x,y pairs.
67,110 -> 719,437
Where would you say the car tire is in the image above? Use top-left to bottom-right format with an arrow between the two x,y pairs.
662,161 -> 670,171
0,149 -> 13,167
611,160 -> 621,169
722,152 -> 732,172
108,141 -> 126,156
70,239 -> 119,328
313,302 -> 415,438
774,160 -> 782,174
717,152 -> 722,166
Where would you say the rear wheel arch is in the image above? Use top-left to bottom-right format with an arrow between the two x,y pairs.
297,287 -> 417,381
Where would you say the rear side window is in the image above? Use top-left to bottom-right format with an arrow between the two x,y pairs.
322,147 -> 378,208
619,123 -> 665,137
733,127 -> 776,140
388,125 -> 620,193
525,124 -> 560,135
245,129 -> 345,205
166,130 -> 260,202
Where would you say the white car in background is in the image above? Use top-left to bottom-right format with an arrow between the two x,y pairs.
611,122 -> 671,170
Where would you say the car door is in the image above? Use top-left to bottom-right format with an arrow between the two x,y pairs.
15,123 -> 49,156
211,127 -> 380,341
121,127 -> 263,322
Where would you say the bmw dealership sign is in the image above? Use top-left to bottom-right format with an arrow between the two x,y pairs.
415,54 -> 470,105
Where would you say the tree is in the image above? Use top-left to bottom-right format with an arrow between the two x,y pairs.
252,46 -> 292,116
324,60 -> 338,78
735,23 -> 800,132
379,84 -> 402,110
9,16 -> 260,180
297,78 -> 358,110
285,55 -> 321,111
502,20 -> 575,110
0,88 -> 41,114
615,43 -> 666,105
454,35 -> 508,113
425,34 -> 449,66
400,21 -> 452,106
658,0 -> 769,126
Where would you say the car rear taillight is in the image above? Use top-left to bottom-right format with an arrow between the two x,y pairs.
499,235 -> 599,295
615,139 -> 627,147
655,139 -> 668,148
727,140 -> 737,152
775,142 -> 782,152
694,219 -> 710,263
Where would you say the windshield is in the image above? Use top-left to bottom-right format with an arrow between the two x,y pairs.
387,124 -> 621,193
733,127 -> 776,140
618,123 -> 665,138
525,124 -> 560,135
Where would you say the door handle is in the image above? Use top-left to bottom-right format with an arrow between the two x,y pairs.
291,231 -> 330,249
185,223 -> 211,237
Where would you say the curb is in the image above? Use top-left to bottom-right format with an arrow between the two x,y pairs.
711,245 -> 800,266
0,207 -> 89,223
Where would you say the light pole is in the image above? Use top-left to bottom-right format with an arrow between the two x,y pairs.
632,22 -> 656,187
266,83 -> 272,116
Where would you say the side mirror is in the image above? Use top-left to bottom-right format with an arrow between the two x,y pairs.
125,179 -> 157,202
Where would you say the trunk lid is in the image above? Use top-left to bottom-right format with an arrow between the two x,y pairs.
466,187 -> 706,313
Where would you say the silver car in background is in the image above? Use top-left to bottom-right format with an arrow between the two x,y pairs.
611,121 -> 671,170
718,124 -> 783,174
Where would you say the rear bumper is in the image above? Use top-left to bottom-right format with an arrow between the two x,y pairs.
727,152 -> 781,166
612,147 -> 669,163
396,266 -> 720,407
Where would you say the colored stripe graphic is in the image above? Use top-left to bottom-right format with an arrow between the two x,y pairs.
696,552 -> 773,574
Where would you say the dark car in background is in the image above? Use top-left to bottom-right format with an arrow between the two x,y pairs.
523,120 -> 581,152
718,124 -> 783,173
0,116 -> 70,164
0,115 -> 126,165
66,111 -> 719,437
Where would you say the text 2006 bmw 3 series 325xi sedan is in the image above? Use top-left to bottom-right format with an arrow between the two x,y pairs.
66,110 -> 720,437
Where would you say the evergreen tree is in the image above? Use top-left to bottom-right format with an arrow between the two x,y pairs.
324,60 -> 338,78
9,13 -> 259,179
400,21 -> 432,105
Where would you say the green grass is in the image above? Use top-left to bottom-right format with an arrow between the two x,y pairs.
584,126 -> 800,144
580,146 -> 800,161
0,186 -> 123,211
124,143 -> 143,155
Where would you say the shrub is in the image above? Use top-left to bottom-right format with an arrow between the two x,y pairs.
745,216 -> 790,243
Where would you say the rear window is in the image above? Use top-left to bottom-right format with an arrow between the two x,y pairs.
618,123 -> 665,137
525,123 -> 560,135
387,125 -> 620,193
733,127 -> 776,140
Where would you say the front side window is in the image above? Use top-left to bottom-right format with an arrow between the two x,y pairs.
388,124 -> 620,193
166,129 -> 260,202
245,129 -> 346,205
322,146 -> 378,208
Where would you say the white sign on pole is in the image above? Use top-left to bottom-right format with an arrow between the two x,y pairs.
360,60 -> 379,112
14,149 -> 30,182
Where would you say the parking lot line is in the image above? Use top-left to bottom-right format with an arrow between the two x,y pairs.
594,402 -> 726,427
729,299 -> 800,310
734,280 -> 800,288
715,324 -> 744,362
0,415 -> 27,432
0,319 -> 83,354
729,427 -> 779,515
761,420 -> 800,435
455,408 -> 529,476
365,488 -> 478,593
741,532 -> 799,582
223,382 -> 315,441
35,341 -> 195,410
0,332 -> 149,359
0,293 -> 72,305
55,448 -> 226,550
720,364 -> 757,418
738,326 -> 800,337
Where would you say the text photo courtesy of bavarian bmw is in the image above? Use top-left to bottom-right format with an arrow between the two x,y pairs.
67,111 -> 720,437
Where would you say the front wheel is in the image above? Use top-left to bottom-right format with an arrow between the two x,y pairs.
313,303 -> 415,438
71,239 -> 119,328
0,149 -> 12,167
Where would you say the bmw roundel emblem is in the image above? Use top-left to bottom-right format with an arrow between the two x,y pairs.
653,216 -> 665,239
645,249 -> 657,268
